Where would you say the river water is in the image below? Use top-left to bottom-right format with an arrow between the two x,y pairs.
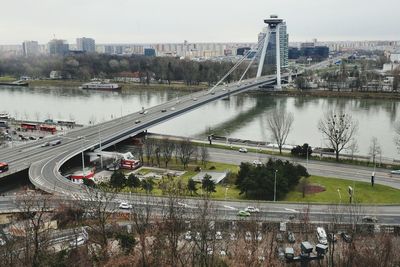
1,85 -> 399,159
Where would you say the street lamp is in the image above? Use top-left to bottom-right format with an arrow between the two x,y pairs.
274,170 -> 278,202
337,188 -> 341,204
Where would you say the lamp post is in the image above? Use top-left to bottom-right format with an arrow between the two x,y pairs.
337,188 -> 341,204
274,170 -> 278,202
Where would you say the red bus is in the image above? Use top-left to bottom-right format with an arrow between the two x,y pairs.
21,123 -> 38,131
39,125 -> 57,134
0,162 -> 9,173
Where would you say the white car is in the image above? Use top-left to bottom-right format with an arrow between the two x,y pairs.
245,231 -> 252,241
238,147 -> 248,153
118,202 -> 133,209
245,206 -> 260,213
316,227 -> 327,245
252,159 -> 262,166
184,231 -> 192,241
215,231 -> 222,240
229,232 -> 237,241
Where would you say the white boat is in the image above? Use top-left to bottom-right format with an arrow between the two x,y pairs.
81,81 -> 121,90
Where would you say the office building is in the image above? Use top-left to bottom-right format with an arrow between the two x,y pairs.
22,41 -> 39,57
76,37 -> 95,52
258,21 -> 289,68
47,39 -> 69,56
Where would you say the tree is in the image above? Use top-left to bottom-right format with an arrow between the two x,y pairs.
348,139 -> 359,161
110,170 -> 125,189
126,173 -> 141,189
266,109 -> 294,154
368,137 -> 382,166
202,174 -> 216,195
318,111 -> 358,161
187,178 -> 197,195
141,179 -> 154,194
143,138 -> 155,165
200,145 -> 209,166
177,139 -> 197,169
161,138 -> 175,168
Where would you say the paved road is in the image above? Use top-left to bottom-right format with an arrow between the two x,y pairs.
207,147 -> 400,189
0,194 -> 399,225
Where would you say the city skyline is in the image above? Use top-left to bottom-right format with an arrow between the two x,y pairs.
0,0 -> 399,45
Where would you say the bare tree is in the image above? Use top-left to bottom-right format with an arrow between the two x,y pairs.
143,138 -> 155,165
78,187 -> 118,262
15,193 -> 54,267
154,140 -> 161,167
200,145 -> 209,166
368,137 -> 382,167
161,138 -> 175,168
266,109 -> 294,154
348,138 -> 359,161
177,139 -> 197,169
318,111 -> 358,161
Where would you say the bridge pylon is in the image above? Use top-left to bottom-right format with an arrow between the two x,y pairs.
256,15 -> 284,90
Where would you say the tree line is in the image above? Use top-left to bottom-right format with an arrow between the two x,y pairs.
0,54 -> 257,86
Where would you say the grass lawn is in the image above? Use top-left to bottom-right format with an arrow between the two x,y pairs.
115,159 -> 400,204
284,176 -> 400,204
120,160 -> 242,199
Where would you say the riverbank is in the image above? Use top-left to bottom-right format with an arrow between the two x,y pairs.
28,79 -> 208,92
263,88 -> 400,100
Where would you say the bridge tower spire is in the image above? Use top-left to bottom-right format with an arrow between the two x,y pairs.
256,15 -> 284,90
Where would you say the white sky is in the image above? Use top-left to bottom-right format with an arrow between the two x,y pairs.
0,0 -> 399,44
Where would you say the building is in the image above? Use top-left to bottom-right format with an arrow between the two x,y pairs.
76,37 -> 95,52
22,41 -> 39,57
258,21 -> 289,68
47,39 -> 69,56
144,48 -> 156,57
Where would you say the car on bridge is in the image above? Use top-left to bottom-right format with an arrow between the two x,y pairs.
161,109 -> 167,112
49,139 -> 62,146
0,162 -> 9,173
135,120 -> 141,124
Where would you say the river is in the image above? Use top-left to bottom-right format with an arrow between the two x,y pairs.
1,85 -> 399,159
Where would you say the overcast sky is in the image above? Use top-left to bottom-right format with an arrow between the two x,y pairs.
1,0 -> 399,44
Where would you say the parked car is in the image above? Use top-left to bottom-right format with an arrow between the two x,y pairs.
245,231 -> 252,241
287,231 -> 296,243
118,202 -> 132,209
276,233 -> 284,242
237,210 -> 251,217
362,216 -> 378,223
245,206 -> 260,213
252,159 -> 262,166
229,232 -> 237,241
341,232 -> 352,243
184,231 -> 192,241
316,227 -> 328,245
215,231 -> 223,240
238,147 -> 248,153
